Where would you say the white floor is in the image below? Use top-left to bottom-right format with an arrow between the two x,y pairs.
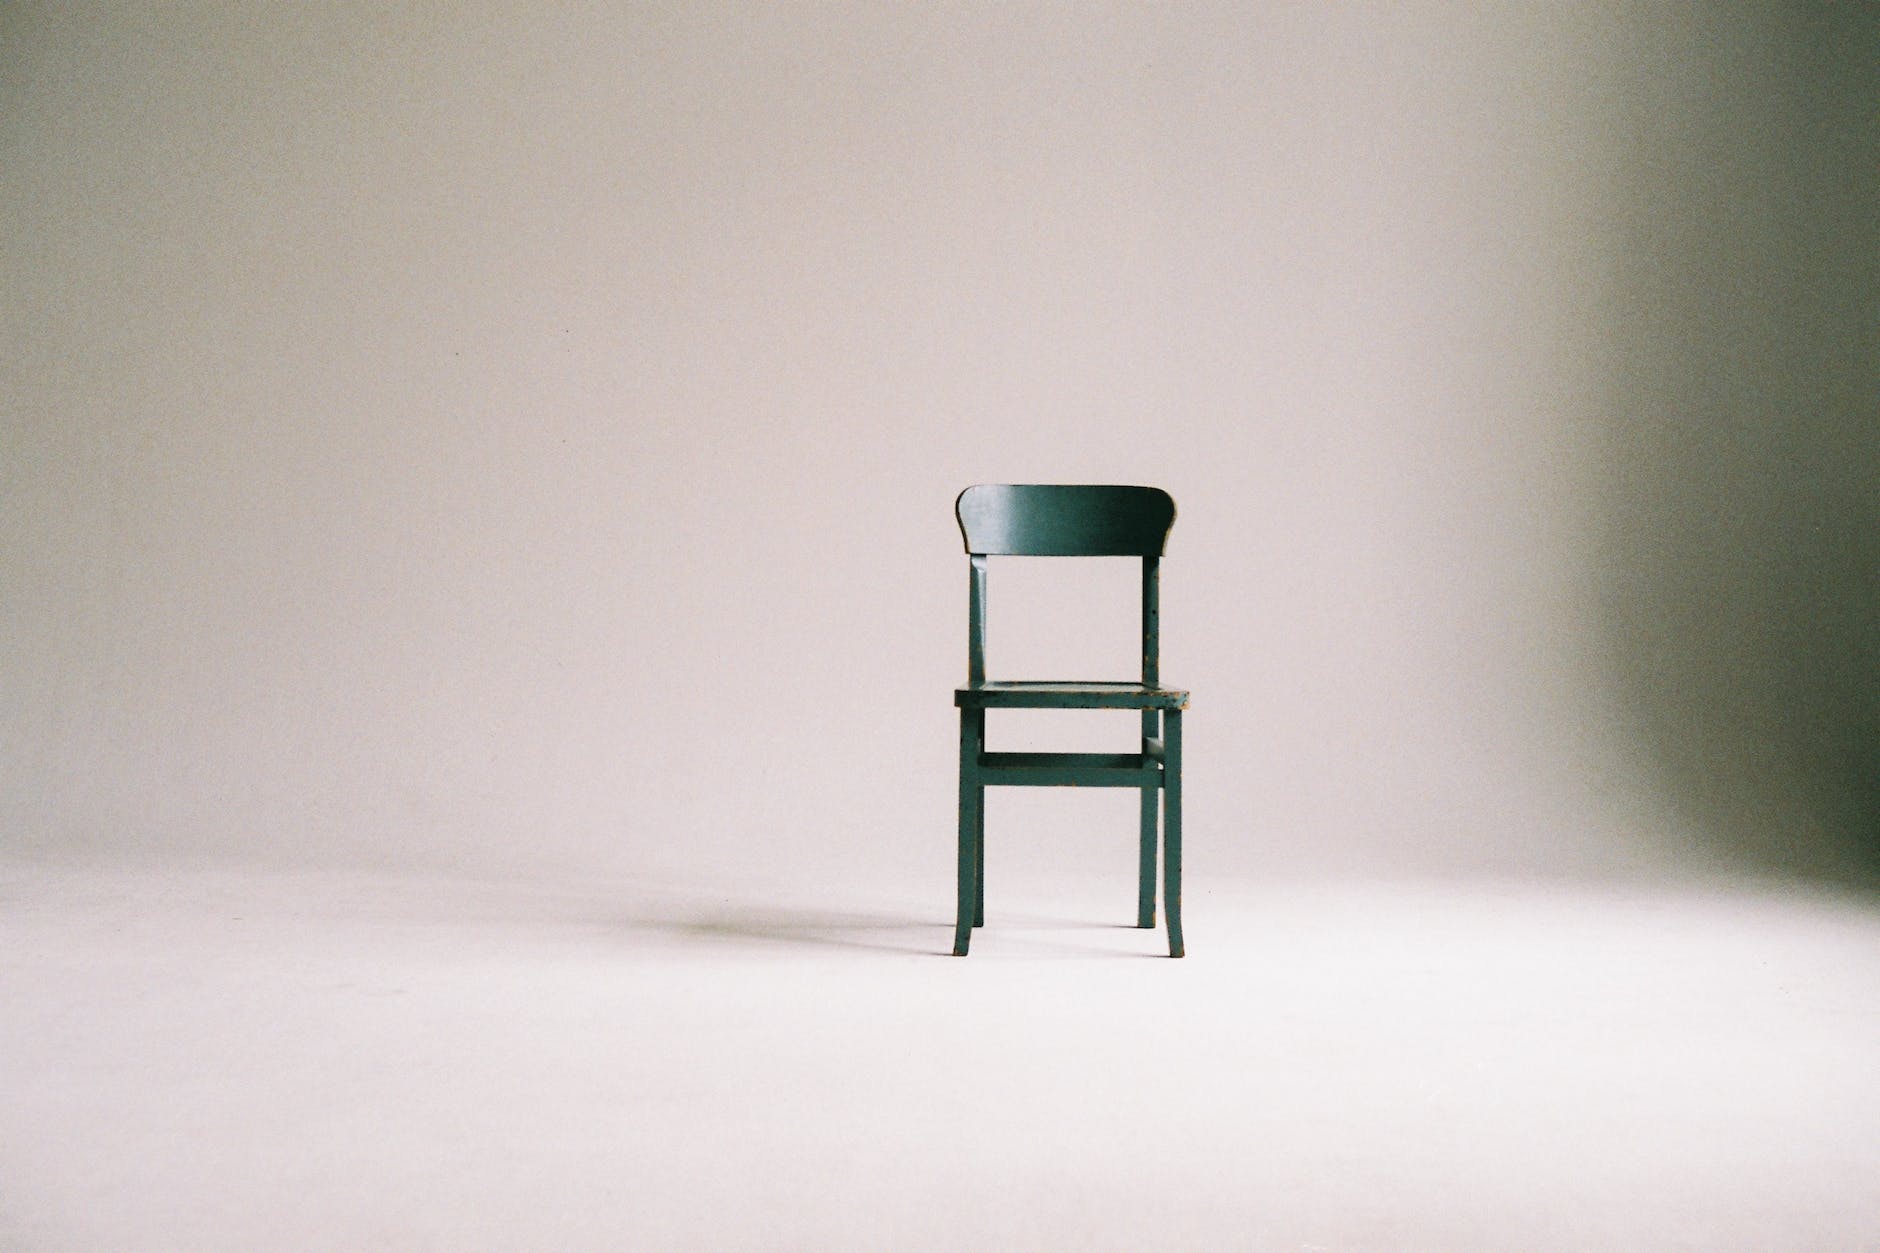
3,864 -> 1877,1251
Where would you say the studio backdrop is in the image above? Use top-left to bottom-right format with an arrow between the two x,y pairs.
3,2 -> 1872,889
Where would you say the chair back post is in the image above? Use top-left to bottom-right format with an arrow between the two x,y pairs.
1141,555 -> 1160,687
967,554 -> 988,687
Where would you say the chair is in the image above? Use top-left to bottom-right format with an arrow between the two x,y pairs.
951,484 -> 1188,958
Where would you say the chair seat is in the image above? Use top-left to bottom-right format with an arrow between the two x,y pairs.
954,681 -> 1189,710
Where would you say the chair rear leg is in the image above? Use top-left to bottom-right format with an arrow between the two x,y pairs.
974,786 -> 985,927
954,708 -> 982,956
1163,709 -> 1184,958
1137,787 -> 1157,928
1138,708 -> 1158,927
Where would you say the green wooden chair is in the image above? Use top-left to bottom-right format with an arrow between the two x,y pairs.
952,484 -> 1188,958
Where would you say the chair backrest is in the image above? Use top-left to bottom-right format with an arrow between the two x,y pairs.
955,484 -> 1175,556
954,485 -> 1177,686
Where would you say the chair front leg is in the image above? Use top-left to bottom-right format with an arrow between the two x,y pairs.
954,707 -> 982,956
1163,708 -> 1184,958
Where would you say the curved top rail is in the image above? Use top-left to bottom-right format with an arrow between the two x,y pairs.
955,484 -> 1176,556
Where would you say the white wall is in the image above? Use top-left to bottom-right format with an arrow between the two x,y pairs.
4,3 -> 1872,886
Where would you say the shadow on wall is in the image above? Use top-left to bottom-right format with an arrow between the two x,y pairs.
1594,6 -> 1878,886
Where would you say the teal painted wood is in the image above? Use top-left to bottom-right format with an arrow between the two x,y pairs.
977,752 -> 1161,788
1163,709 -> 1184,958
950,483 -> 1188,958
967,556 -> 987,687
980,751 -> 1159,771
1141,555 -> 1160,685
954,707 -> 982,956
973,788 -> 984,928
1138,559 -> 1160,929
973,715 -> 985,929
956,485 -> 1175,556
955,682 -> 1188,709
1138,709 -> 1159,928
